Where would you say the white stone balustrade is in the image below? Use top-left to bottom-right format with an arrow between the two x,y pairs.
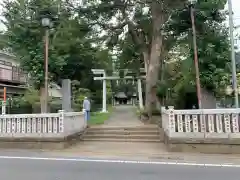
62,111 -> 86,136
0,111 -> 86,138
161,106 -> 240,139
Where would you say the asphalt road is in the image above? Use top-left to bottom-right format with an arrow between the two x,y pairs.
0,156 -> 239,180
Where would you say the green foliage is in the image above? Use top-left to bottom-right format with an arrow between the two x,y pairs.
1,0 -> 115,110
114,81 -> 136,97
1,0 -> 111,91
106,81 -> 113,101
157,0 -> 230,103
71,80 -> 91,104
77,0 -> 229,100
2,0 -> 65,88
1,0 -> 231,111
117,34 -> 143,71
10,88 -> 40,106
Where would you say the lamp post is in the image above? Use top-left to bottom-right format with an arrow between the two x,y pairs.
189,0 -> 202,109
228,0 -> 239,108
41,17 -> 51,113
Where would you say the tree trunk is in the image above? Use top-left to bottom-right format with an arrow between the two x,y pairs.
144,2 -> 165,120
145,37 -> 163,119
143,51 -> 149,74
40,86 -> 46,113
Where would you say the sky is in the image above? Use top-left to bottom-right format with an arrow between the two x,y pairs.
225,0 -> 240,30
230,0 -> 240,27
224,0 -> 240,48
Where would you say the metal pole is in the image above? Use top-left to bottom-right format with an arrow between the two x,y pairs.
44,29 -> 49,113
228,0 -> 239,108
190,6 -> 202,109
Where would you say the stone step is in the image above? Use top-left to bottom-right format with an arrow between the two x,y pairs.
83,134 -> 160,140
86,130 -> 159,135
82,138 -> 161,143
88,126 -> 158,131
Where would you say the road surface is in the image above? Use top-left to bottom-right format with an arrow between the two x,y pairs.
0,155 -> 239,180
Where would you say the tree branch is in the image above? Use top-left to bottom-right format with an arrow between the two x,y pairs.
117,0 -> 148,52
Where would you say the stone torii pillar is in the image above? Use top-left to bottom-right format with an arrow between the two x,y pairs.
137,78 -> 144,110
102,73 -> 107,112
92,69 -> 146,111
92,69 -> 107,112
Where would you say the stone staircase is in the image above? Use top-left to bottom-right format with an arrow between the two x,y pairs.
81,125 -> 161,143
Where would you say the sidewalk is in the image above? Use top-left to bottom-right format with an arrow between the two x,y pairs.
45,141 -> 240,165
45,105 -> 240,165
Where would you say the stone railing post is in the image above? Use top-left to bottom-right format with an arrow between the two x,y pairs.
161,106 -> 166,129
168,106 -> 175,137
58,110 -> 65,135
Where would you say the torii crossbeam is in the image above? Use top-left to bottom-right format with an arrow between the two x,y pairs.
91,69 -> 144,112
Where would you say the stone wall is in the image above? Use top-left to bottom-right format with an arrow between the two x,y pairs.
0,111 -> 86,149
163,132 -> 240,154
161,106 -> 240,154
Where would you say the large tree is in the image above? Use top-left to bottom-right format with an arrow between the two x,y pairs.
164,0 -> 229,95
76,0 -> 228,117
77,0 -> 189,117
156,2 -> 230,108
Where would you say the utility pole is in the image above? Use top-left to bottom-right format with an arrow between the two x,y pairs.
228,0 -> 239,108
190,4 -> 202,109
44,28 -> 49,113
41,17 -> 51,113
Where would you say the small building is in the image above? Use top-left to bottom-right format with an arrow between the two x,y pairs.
0,50 -> 28,98
49,83 -> 62,98
0,50 -> 62,99
113,91 -> 138,105
114,92 -> 128,105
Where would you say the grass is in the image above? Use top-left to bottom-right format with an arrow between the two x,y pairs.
88,106 -> 114,125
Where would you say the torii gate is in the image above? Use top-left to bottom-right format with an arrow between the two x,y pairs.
91,69 -> 144,112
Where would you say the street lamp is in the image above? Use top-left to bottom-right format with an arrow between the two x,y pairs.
188,0 -> 202,109
228,0 -> 239,108
41,17 -> 51,113
189,0 -> 197,4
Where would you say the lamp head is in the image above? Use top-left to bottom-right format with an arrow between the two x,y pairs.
188,0 -> 197,5
41,17 -> 51,27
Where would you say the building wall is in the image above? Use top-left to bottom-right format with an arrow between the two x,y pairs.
0,51 -> 26,84
49,84 -> 62,98
0,51 -> 19,66
0,51 -> 63,98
